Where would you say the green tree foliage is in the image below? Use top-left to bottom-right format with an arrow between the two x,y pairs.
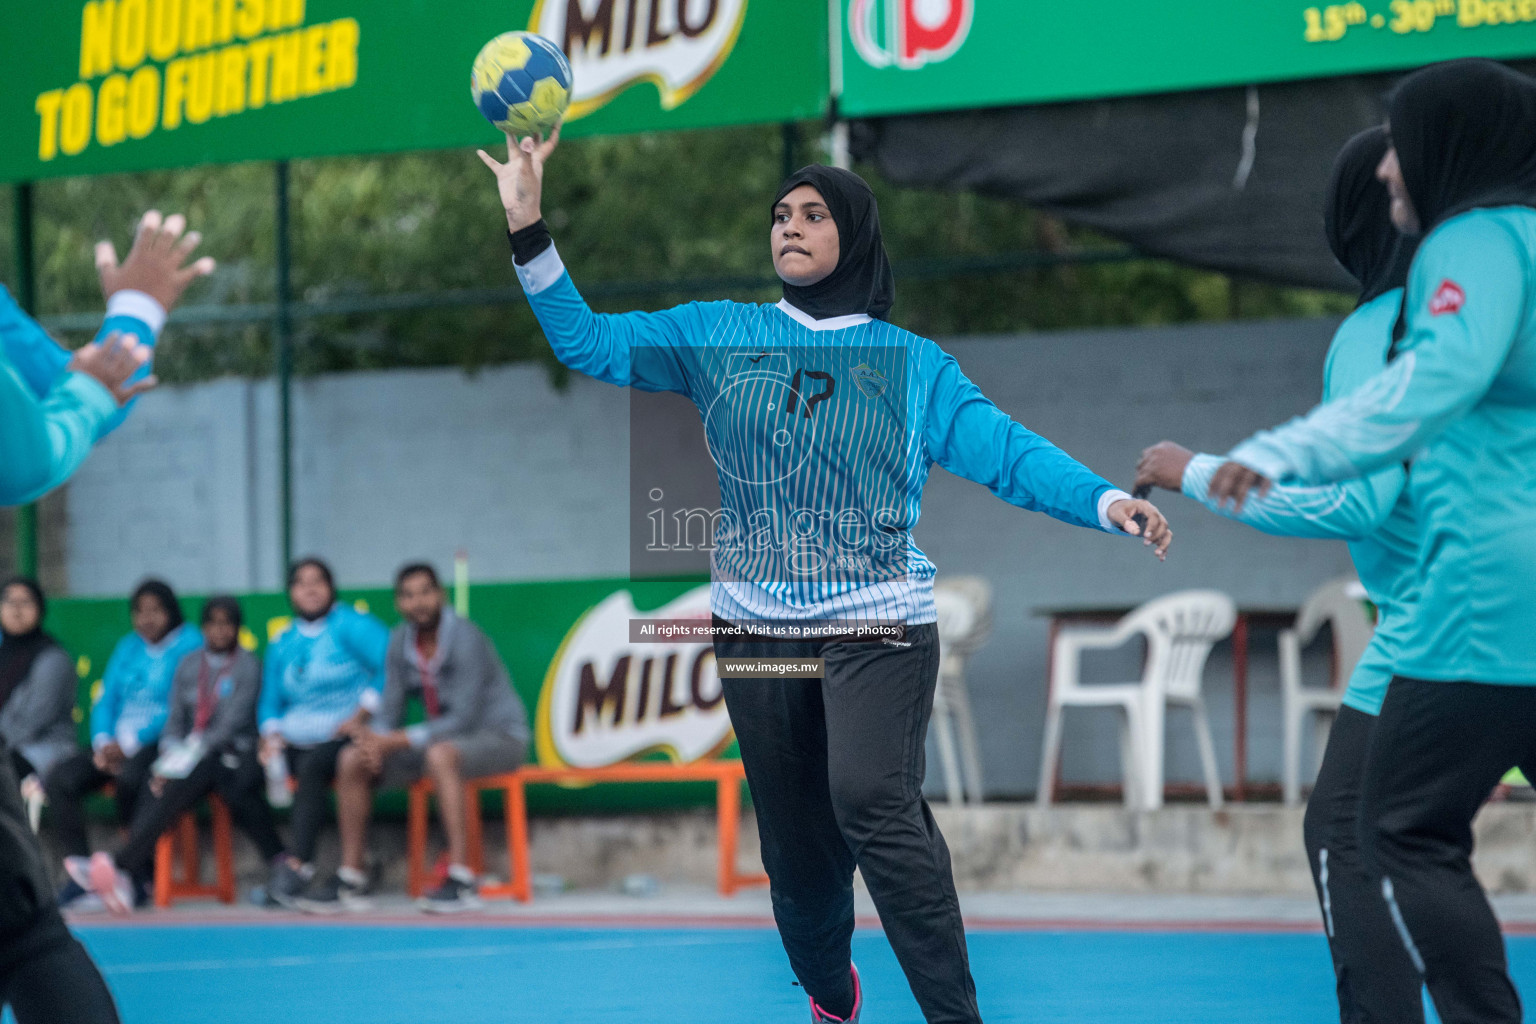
0,123 -> 1350,384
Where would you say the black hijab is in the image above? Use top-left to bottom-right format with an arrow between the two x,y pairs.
773,165 -> 895,321
1388,59 -> 1536,232
0,577 -> 56,710
1324,127 -> 1416,307
130,578 -> 184,642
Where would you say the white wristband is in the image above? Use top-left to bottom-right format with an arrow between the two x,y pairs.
106,289 -> 167,336
1098,488 -> 1135,532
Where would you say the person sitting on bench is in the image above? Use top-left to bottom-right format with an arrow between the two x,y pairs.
300,563 -> 527,914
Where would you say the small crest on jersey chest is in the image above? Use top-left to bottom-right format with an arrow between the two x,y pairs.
851,363 -> 889,398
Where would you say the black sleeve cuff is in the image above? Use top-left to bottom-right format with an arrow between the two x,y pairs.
508,219 -> 553,266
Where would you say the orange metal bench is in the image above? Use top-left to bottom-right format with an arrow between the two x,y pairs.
152,794 -> 236,908
407,761 -> 770,901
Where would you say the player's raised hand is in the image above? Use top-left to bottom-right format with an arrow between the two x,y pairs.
478,124 -> 561,232
1206,460 -> 1272,513
1107,498 -> 1172,561
66,331 -> 158,406
96,209 -> 215,312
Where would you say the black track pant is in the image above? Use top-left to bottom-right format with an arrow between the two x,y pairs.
1302,706 -> 1422,1024
0,909 -> 119,1023
287,739 -> 348,864
1359,677 -> 1536,1024
44,746 -> 159,859
715,617 -> 980,1024
114,747 -> 285,877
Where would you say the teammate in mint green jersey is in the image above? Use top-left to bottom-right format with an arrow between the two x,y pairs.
1137,126 -> 1422,1024
480,131 -> 1170,1024
1211,60 -> 1536,1024
0,209 -> 212,1023
0,211 -> 214,506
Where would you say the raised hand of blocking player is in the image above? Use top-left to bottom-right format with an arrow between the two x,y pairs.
67,331 -> 157,406
477,125 -> 561,232
1106,498 -> 1172,560
96,210 -> 215,312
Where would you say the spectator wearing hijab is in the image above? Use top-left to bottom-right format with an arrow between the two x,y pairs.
1215,59 -> 1536,1024
72,597 -> 286,914
258,557 -> 389,907
48,579 -> 201,909
480,131 -> 1171,1024
0,578 -> 77,792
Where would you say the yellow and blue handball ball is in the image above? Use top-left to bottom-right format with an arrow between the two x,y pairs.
470,31 -> 573,138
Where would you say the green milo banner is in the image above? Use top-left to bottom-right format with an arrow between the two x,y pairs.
838,0 -> 1536,116
0,0 -> 829,184
47,577 -> 730,813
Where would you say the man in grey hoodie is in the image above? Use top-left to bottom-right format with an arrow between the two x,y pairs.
300,563 -> 528,913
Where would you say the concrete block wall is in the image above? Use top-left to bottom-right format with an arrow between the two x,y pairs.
61,315 -> 1354,797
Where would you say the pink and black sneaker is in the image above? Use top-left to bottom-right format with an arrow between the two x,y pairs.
809,963 -> 863,1023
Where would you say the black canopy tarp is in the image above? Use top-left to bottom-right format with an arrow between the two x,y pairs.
850,61 -> 1536,290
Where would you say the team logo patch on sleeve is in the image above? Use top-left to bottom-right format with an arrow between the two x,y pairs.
1429,279 -> 1466,316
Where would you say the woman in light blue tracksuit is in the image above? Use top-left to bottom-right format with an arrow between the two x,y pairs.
47,580 -> 202,884
1213,60 -> 1536,1024
258,557 -> 390,907
1138,126 -> 1424,1024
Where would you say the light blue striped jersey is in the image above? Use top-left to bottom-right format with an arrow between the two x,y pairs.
1232,207 -> 1536,684
516,245 -> 1130,624
91,623 -> 204,755
259,604 -> 390,745
1182,290 -> 1419,714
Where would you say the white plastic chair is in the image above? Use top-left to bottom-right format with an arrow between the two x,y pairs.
932,577 -> 992,806
1280,576 -> 1375,806
1037,590 -> 1235,810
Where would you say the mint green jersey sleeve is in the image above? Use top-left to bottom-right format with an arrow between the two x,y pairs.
1229,214 -> 1530,484
0,358 -> 119,506
1182,294 -> 1407,536
1181,453 -> 1402,539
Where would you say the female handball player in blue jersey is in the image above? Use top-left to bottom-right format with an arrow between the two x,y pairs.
480,131 -> 1170,1024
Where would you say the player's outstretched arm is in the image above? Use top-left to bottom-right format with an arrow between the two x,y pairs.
0,211 -> 208,419
1137,441 -> 1402,539
1212,216 -> 1529,510
923,347 -> 1171,558
0,332 -> 155,507
0,286 -> 72,398
478,129 -> 718,395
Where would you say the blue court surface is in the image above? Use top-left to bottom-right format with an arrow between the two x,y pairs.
62,919 -> 1536,1023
